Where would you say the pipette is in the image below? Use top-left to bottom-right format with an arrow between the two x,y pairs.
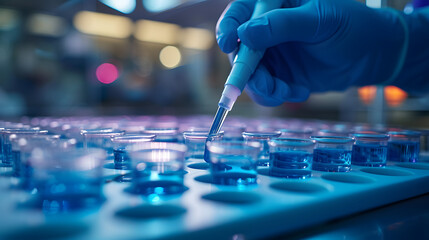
207,0 -> 284,137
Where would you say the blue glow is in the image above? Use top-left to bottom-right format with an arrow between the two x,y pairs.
143,0 -> 181,13
100,0 -> 136,14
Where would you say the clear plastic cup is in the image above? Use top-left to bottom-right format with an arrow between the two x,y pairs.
30,148 -> 106,212
2,129 -> 47,167
111,134 -> 156,170
129,142 -> 187,196
268,138 -> 315,179
351,133 -> 390,167
311,136 -> 355,172
81,128 -> 124,157
242,131 -> 281,166
221,125 -> 246,141
206,141 -> 261,186
183,131 -> 223,160
387,131 -> 421,163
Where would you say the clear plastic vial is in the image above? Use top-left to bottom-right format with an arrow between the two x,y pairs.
30,148 -> 106,213
111,134 -> 156,170
183,131 -> 223,160
129,142 -> 187,196
268,138 -> 315,179
351,133 -> 389,167
387,131 -> 421,163
311,136 -> 355,172
81,128 -> 124,157
242,131 -> 281,166
206,141 -> 261,186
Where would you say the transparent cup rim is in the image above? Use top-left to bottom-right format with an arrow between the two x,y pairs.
310,136 -> 355,144
141,127 -> 179,135
242,131 -> 281,139
318,129 -> 352,134
111,134 -> 156,143
352,133 -> 390,140
3,129 -> 46,135
81,128 -> 124,136
269,138 -> 315,147
388,130 -> 421,137
206,141 -> 262,155
279,128 -> 313,134
183,131 -> 224,140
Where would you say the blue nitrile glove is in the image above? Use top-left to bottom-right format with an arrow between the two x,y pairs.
217,0 -> 414,106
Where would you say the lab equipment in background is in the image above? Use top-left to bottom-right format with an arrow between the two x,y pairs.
242,131 -> 281,166
206,141 -> 261,186
268,138 -> 315,179
111,134 -> 156,170
129,142 -> 187,196
30,148 -> 106,213
387,131 -> 421,162
312,136 -> 355,172
351,134 -> 390,167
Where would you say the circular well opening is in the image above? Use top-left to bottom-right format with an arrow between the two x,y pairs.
270,182 -> 329,193
360,167 -> 414,176
3,223 -> 88,240
322,173 -> 376,184
116,204 -> 186,219
201,191 -> 261,204
187,162 -> 209,170
396,163 -> 429,170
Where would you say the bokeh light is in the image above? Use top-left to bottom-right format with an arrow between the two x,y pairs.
385,86 -> 407,107
358,86 -> 377,105
96,63 -> 119,84
159,46 -> 181,69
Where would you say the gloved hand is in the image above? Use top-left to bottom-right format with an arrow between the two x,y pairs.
216,0 -> 408,106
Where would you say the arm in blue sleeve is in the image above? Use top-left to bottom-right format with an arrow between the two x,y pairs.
393,7 -> 429,94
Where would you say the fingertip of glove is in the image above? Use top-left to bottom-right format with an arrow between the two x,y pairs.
237,16 -> 270,50
245,88 -> 284,107
217,32 -> 238,54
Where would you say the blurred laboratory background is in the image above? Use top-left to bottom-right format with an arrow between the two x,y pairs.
0,0 -> 427,127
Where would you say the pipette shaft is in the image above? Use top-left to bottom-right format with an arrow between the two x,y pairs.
208,0 -> 283,136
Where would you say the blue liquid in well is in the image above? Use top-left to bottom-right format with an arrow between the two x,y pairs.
352,144 -> 387,167
19,161 -> 34,190
269,151 -> 312,179
388,141 -> 420,162
211,155 -> 257,186
12,150 -> 21,177
131,164 -> 185,195
313,148 -> 352,172
113,149 -> 131,170
2,143 -> 13,166
35,173 -> 103,212
186,142 -> 205,160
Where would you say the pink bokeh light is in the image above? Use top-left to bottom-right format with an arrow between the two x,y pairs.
96,63 -> 119,84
